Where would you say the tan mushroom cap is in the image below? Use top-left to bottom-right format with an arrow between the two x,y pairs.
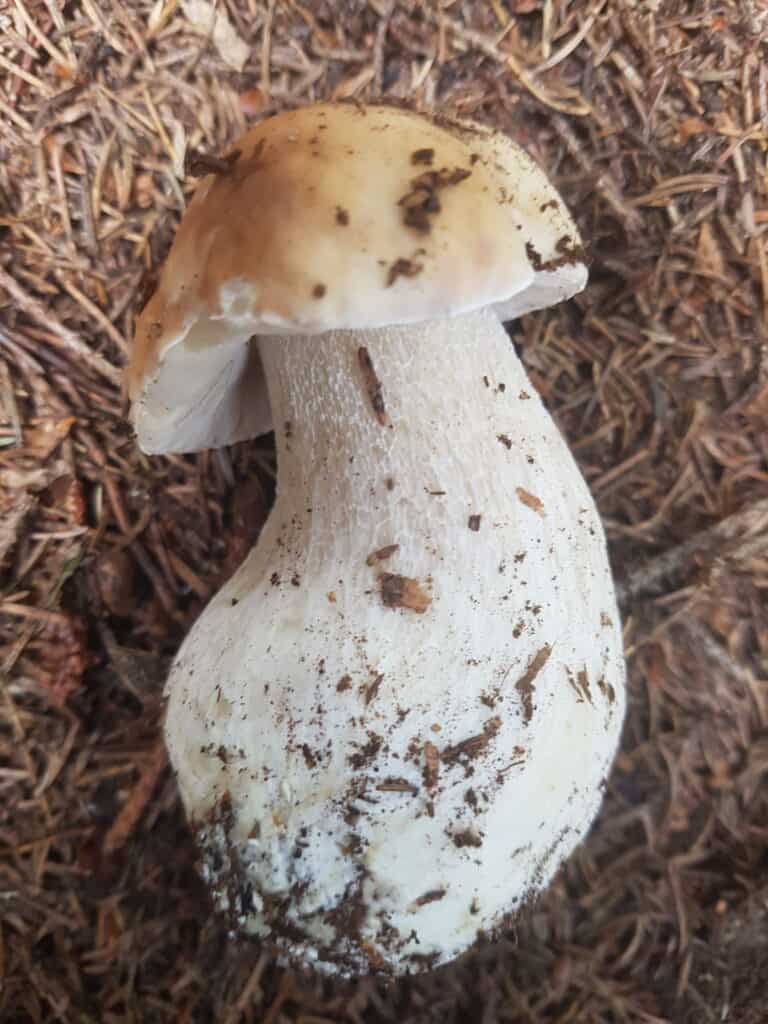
128,103 -> 587,454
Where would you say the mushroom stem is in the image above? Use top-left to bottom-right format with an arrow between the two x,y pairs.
260,308 -> 557,525
165,307 -> 624,975
262,305 -> 528,512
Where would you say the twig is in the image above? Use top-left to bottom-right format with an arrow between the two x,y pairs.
617,497 -> 768,606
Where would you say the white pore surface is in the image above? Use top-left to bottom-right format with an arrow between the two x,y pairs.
163,308 -> 625,976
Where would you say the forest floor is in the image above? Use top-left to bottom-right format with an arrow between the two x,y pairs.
1,1 -> 767,1021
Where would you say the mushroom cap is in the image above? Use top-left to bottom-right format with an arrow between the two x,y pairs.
128,102 -> 587,454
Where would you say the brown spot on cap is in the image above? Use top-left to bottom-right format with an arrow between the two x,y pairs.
335,206 -> 350,225
386,257 -> 423,287
398,166 -> 472,234
411,148 -> 435,166
525,241 -> 544,270
468,514 -> 481,532
312,283 -> 326,299
526,237 -> 585,272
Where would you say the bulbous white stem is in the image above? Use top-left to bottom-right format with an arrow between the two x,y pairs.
164,307 -> 625,977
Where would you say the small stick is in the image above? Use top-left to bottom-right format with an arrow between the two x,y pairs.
616,497 -> 768,606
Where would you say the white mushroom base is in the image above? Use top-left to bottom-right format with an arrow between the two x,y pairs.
164,309 -> 625,976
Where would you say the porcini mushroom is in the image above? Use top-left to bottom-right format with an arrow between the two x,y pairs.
127,103 -> 625,977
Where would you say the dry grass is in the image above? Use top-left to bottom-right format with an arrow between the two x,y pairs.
1,1 -> 767,1021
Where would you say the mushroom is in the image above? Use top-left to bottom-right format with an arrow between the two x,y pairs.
127,103 -> 625,977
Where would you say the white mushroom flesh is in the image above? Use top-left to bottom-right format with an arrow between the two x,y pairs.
164,306 -> 625,976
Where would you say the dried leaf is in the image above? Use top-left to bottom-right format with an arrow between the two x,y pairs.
180,0 -> 249,72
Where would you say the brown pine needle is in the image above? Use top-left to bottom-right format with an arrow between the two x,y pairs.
0,267 -> 122,387
102,741 -> 167,855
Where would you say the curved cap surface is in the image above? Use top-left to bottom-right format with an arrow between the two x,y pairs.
128,103 -> 587,454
